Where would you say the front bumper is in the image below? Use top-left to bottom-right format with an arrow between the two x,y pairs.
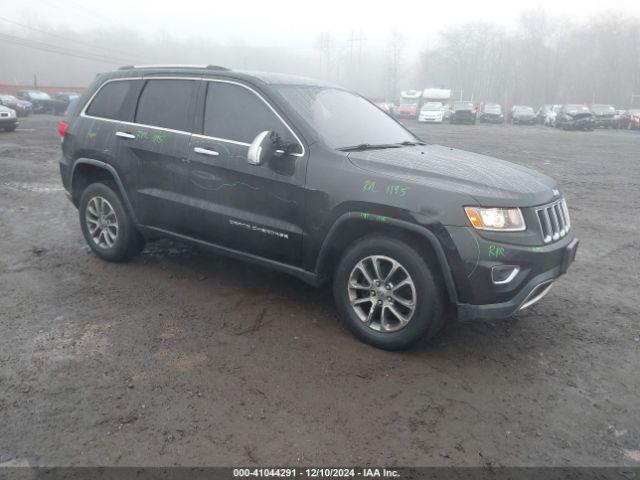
418,115 -> 443,123
444,226 -> 578,320
0,117 -> 18,127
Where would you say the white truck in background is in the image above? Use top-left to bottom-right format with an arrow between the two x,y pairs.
394,90 -> 422,118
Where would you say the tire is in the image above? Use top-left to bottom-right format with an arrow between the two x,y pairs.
333,235 -> 445,350
79,182 -> 145,262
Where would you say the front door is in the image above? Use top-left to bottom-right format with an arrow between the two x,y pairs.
185,80 -> 307,266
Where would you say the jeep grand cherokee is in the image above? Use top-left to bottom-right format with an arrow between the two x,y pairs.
59,65 -> 578,350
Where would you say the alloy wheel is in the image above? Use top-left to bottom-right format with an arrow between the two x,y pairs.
347,255 -> 417,332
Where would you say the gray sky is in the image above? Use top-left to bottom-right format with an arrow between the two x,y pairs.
4,0 -> 640,52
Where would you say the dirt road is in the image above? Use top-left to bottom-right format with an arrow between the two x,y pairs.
1,116 -> 639,466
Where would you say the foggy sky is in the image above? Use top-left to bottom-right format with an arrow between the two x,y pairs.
5,0 -> 640,52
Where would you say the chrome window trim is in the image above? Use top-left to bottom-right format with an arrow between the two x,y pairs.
80,76 -> 306,157
201,78 -> 305,157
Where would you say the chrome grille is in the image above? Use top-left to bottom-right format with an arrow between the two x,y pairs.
536,198 -> 571,243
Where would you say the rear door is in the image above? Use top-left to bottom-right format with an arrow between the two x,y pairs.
185,79 -> 307,266
115,78 -> 198,234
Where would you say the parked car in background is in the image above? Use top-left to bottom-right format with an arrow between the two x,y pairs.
536,105 -> 554,124
544,105 -> 562,127
510,105 -> 536,125
618,109 -> 640,130
478,103 -> 504,123
394,90 -> 422,118
589,104 -> 617,128
555,104 -> 595,131
0,94 -> 32,117
16,90 -> 66,114
418,102 -> 446,123
0,105 -> 18,132
53,92 -> 81,114
449,101 -> 476,124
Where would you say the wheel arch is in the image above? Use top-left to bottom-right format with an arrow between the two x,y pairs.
71,158 -> 138,224
315,212 -> 459,305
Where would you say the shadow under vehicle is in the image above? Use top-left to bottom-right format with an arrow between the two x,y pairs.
555,104 -> 595,131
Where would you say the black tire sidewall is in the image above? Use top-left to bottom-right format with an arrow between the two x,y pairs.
333,236 -> 444,350
79,182 -> 140,262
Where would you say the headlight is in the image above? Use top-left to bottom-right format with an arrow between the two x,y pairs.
464,207 -> 526,231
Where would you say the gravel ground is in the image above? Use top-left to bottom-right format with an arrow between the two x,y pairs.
0,115 -> 639,467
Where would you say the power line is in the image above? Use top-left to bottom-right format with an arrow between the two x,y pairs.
0,16 -> 155,64
0,32 -> 140,65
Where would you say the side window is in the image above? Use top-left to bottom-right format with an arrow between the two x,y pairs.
204,82 -> 297,148
135,79 -> 196,131
85,80 -> 137,120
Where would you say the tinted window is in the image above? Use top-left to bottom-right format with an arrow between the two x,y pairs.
276,86 -> 415,149
135,80 -> 196,131
86,80 -> 136,120
204,82 -> 294,146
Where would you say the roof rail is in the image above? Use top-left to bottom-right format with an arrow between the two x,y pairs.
119,64 -> 230,71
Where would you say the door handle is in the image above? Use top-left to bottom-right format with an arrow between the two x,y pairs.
116,131 -> 136,139
194,147 -> 220,157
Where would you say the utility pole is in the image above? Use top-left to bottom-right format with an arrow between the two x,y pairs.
347,30 -> 366,88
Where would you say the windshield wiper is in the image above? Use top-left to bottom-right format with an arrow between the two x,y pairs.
336,143 -> 403,152
396,140 -> 426,146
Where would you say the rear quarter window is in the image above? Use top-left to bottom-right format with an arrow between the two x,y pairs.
135,79 -> 196,131
85,80 -> 138,120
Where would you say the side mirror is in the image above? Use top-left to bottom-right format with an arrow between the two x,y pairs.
247,130 -> 278,166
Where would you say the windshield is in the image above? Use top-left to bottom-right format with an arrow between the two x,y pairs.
454,102 -> 473,110
26,91 -> 51,100
276,86 -> 417,149
484,105 -> 501,113
515,106 -> 534,114
0,95 -> 17,102
591,105 -> 615,114
566,105 -> 590,114
422,103 -> 443,111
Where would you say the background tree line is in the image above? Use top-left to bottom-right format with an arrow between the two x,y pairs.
417,11 -> 640,107
1,9 -> 639,107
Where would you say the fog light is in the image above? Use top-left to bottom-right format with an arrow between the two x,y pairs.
491,265 -> 520,285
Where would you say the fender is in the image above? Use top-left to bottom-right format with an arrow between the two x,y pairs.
71,158 -> 139,225
314,211 -> 459,304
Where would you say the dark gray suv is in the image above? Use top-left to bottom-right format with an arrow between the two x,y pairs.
59,65 -> 578,350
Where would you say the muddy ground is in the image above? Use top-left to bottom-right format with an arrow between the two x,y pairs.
0,115 -> 639,467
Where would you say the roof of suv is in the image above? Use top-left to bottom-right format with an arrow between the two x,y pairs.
115,65 -> 336,88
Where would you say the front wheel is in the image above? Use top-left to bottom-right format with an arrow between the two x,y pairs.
333,235 -> 445,350
79,182 -> 145,262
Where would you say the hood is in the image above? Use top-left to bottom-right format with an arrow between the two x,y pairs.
348,144 -> 557,207
514,112 -> 535,118
0,105 -> 13,113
